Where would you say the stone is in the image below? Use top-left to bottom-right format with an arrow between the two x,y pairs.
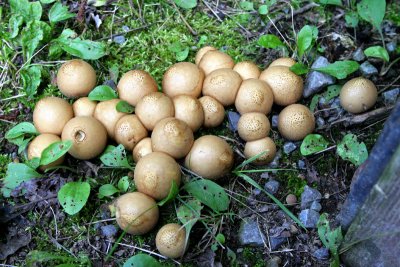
264,180 -> 280,195
252,188 -> 262,196
303,56 -> 336,98
383,88 -> 399,105
113,35 -> 126,44
122,25 -> 130,32
270,236 -> 287,250
386,42 -> 397,53
283,142 -> 297,154
352,47 -> 366,62
266,256 -> 281,267
104,79 -> 117,90
227,111 -> 240,132
238,219 -> 266,247
299,209 -> 320,228
301,186 -> 322,209
100,225 -> 117,238
298,160 -> 306,170
310,201 -> 322,212
268,150 -> 282,170
360,61 -> 378,76
271,115 -> 279,128
316,117 -> 325,128
313,247 -> 329,260
260,172 -> 270,179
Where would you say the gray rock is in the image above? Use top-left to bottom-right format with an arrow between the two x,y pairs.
268,150 -> 282,170
270,236 -> 287,250
271,115 -> 279,128
301,185 -> 322,209
383,88 -> 399,105
283,142 -> 297,154
104,79 -> 117,90
313,247 -> 330,260
228,111 -> 240,132
298,160 -> 306,170
303,56 -> 336,98
264,180 -> 280,195
122,25 -> 130,32
261,172 -> 270,179
352,47 -> 366,62
316,117 -> 325,128
238,219 -> 266,247
266,256 -> 281,267
252,188 -> 262,196
386,42 -> 397,53
310,201 -> 322,212
360,61 -> 378,76
113,35 -> 126,44
299,209 -> 320,228
100,225 -> 117,238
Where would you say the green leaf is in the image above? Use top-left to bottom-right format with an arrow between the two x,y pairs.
40,0 -> 57,3
184,179 -> 229,212
176,47 -> 190,61
1,163 -> 42,197
88,85 -> 118,101
318,0 -> 342,6
216,233 -> 225,244
345,11 -> 359,28
49,2 -> 75,23
5,122 -> 38,139
240,1 -> 254,11
10,0 -> 42,23
116,100 -> 134,113
91,0 -> 108,7
317,213 -> 343,267
309,94 -> 320,113
9,136 -> 35,154
300,134 -> 329,156
100,144 -> 133,169
21,65 -> 42,98
123,254 -> 162,267
58,182 -> 90,215
9,14 -> 23,38
357,0 -> 386,31
337,134 -> 368,166
258,5 -> 269,15
40,140 -> 72,166
177,199 -> 203,248
27,157 -> 41,170
21,21 -> 44,62
117,176 -> 130,192
313,60 -> 359,79
174,0 -> 197,9
364,46 -> 389,62
98,184 -> 120,199
324,85 -> 342,101
257,34 -> 285,49
297,25 -> 318,58
157,181 -> 179,206
289,63 -> 309,75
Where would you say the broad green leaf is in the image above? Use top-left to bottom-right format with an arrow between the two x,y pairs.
5,122 -> 38,139
184,179 -> 229,212
174,0 -> 197,9
177,199 -> 203,248
21,65 -> 42,98
300,134 -> 329,156
357,0 -> 386,31
40,140 -> 72,166
157,181 -> 179,206
98,184 -> 119,199
49,2 -> 75,23
8,136 -> 35,154
10,0 -> 42,22
309,94 -> 320,112
40,0 -> 57,3
337,134 -> 368,166
1,163 -> 42,197
290,63 -> 309,75
216,233 -> 225,244
123,254 -> 162,267
318,0 -> 342,6
27,157 -> 41,170
116,100 -> 134,113
313,60 -> 359,79
240,1 -> 254,11
258,34 -> 284,49
317,213 -> 343,267
176,47 -> 189,61
364,46 -> 389,62
324,85 -> 341,101
58,182 -> 90,215
21,21 -> 44,62
297,25 -> 318,58
100,144 -> 133,169
88,85 -> 118,101
90,0 -> 108,7
9,14 -> 23,38
258,5 -> 269,15
345,11 -> 359,28
117,176 -> 130,192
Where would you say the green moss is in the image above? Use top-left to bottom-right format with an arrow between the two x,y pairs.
241,247 -> 265,266
387,2 -> 400,26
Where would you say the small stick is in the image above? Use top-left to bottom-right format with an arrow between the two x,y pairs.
170,0 -> 198,35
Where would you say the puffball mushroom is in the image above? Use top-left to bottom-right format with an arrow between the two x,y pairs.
198,50 -> 235,76
259,66 -> 303,106
115,192 -> 159,235
114,115 -> 148,151
28,134 -> 64,171
132,137 -> 153,163
278,104 -> 315,141
134,152 -> 181,200
151,118 -> 194,159
93,99 -> 125,139
72,97 -> 97,117
135,92 -> 175,131
117,70 -> 158,106
340,77 -> 378,114
184,135 -> 234,180
233,61 -> 261,80
57,59 -> 97,98
202,68 -> 242,106
244,137 -> 277,165
199,96 -> 225,128
269,57 -> 296,68
235,79 -> 274,115
156,223 -> 186,259
195,46 -> 217,65
173,95 -> 204,132
237,112 -> 271,142
61,116 -> 107,160
33,96 -> 74,135
162,62 -> 204,98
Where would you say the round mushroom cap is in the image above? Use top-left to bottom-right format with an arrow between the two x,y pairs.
93,99 -> 125,139
151,117 -> 194,159
259,66 -> 303,106
235,79 -> 274,115
114,114 -> 148,150
339,77 -> 378,114
72,97 -> 97,117
198,50 -> 235,76
117,70 -> 158,106
198,96 -> 225,128
115,192 -> 159,235
135,92 -> 175,131
33,96 -> 74,135
162,62 -> 205,98
28,134 -> 64,171
134,152 -> 181,200
132,137 -> 153,162
278,104 -> 315,141
57,59 -> 97,98
61,116 -> 108,159
202,68 -> 242,106
233,61 -> 261,80
244,137 -> 277,165
269,57 -> 296,68
195,46 -> 217,65
173,95 -> 204,132
238,112 -> 271,142
156,223 -> 186,259
184,135 -> 234,180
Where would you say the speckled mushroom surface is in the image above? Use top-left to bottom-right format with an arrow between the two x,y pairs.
173,95 -> 204,132
233,61 -> 261,80
132,137 -> 153,162
198,50 -> 235,75
114,114 -> 148,151
278,104 -> 315,141
156,223 -> 186,259
269,57 -> 296,68
195,46 -> 217,65
72,97 -> 97,117
93,99 -> 125,139
198,96 -> 225,128
237,112 -> 271,141
244,137 -> 277,165
235,78 -> 274,114
339,77 -> 378,114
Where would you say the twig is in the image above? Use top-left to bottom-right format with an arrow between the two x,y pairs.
170,0 -> 197,35
379,74 -> 400,93
202,0 -> 223,22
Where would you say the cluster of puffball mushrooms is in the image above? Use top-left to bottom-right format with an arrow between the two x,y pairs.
27,46 -> 378,259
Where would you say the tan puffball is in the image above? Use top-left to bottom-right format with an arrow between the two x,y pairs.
173,95 -> 204,132
269,57 -> 296,68
235,79 -> 274,115
339,77 -> 378,114
114,115 -> 148,150
237,112 -> 271,142
259,66 -> 303,106
132,137 -> 153,162
72,97 -> 97,117
93,99 -> 125,139
244,137 -> 277,165
278,104 -> 315,141
28,134 -> 64,171
195,46 -> 217,65
198,50 -> 234,76
233,61 -> 261,80
156,223 -> 186,259
199,96 -> 225,128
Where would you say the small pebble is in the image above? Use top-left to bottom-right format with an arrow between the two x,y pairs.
310,201 -> 322,212
270,236 -> 287,250
113,35 -> 126,44
266,256 -> 281,267
286,194 -> 297,205
100,225 -> 118,238
382,88 -> 399,105
122,26 -> 130,32
264,180 -> 280,195
299,209 -> 320,228
301,185 -> 322,209
297,160 -> 306,170
316,117 -> 325,128
271,115 -> 279,128
352,47 -> 366,62
313,247 -> 330,260
386,41 -> 397,53
283,142 -> 297,154
360,61 -> 378,76
260,172 -> 270,179
227,111 -> 240,132
104,79 -> 117,90
289,224 -> 299,234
